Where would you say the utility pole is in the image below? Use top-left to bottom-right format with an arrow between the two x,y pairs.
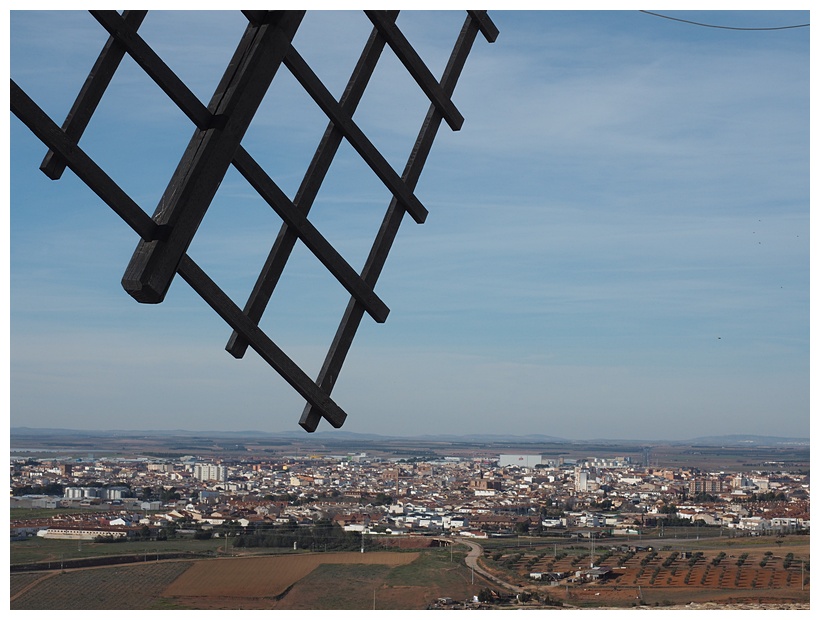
590,534 -> 595,568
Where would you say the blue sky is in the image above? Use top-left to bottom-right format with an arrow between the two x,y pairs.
7,9 -> 811,439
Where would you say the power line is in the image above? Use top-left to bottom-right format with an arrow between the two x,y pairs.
640,10 -> 809,31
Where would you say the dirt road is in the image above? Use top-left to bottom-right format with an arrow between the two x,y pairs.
456,537 -> 524,594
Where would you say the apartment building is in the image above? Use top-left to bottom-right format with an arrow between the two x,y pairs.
689,477 -> 723,495
193,463 -> 227,482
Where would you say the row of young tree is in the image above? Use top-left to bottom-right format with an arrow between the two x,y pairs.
233,519 -> 364,551
88,519 -> 364,550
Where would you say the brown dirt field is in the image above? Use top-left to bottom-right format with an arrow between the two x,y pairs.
162,551 -> 418,599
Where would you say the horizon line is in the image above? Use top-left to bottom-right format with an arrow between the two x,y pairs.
9,426 -> 810,444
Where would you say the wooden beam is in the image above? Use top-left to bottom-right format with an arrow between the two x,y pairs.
241,11 -> 267,26
232,147 -> 390,323
90,10 -> 212,129
225,10 -> 400,360
41,10 -> 148,180
177,254 -> 347,428
300,14 -> 486,431
365,11 -> 464,131
284,46 -> 429,225
11,79 -> 165,243
80,11 -> 382,317
468,10 -> 500,43
121,11 -> 305,304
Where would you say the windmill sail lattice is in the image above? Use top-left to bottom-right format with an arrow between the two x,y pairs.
10,10 -> 498,432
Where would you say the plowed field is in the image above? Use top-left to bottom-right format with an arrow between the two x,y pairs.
163,551 -> 418,599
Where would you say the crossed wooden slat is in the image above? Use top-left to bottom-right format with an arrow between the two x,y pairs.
10,10 -> 498,432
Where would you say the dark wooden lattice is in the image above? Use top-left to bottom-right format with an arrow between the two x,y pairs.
10,10 -> 498,432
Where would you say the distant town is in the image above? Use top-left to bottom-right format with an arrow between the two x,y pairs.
10,432 -> 810,544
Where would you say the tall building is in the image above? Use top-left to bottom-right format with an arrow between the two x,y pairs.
193,463 -> 227,482
689,478 -> 723,495
575,467 -> 589,492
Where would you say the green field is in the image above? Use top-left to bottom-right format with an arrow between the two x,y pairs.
11,561 -> 195,609
265,547 -> 488,610
10,535 -> 238,566
13,526 -> 806,569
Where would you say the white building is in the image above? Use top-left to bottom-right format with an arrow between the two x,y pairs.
737,516 -> 769,532
498,454 -> 543,468
103,486 -> 130,500
38,526 -> 129,540
575,468 -> 589,492
770,517 -> 803,531
193,464 -> 227,482
65,486 -> 130,500
64,487 -> 98,499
